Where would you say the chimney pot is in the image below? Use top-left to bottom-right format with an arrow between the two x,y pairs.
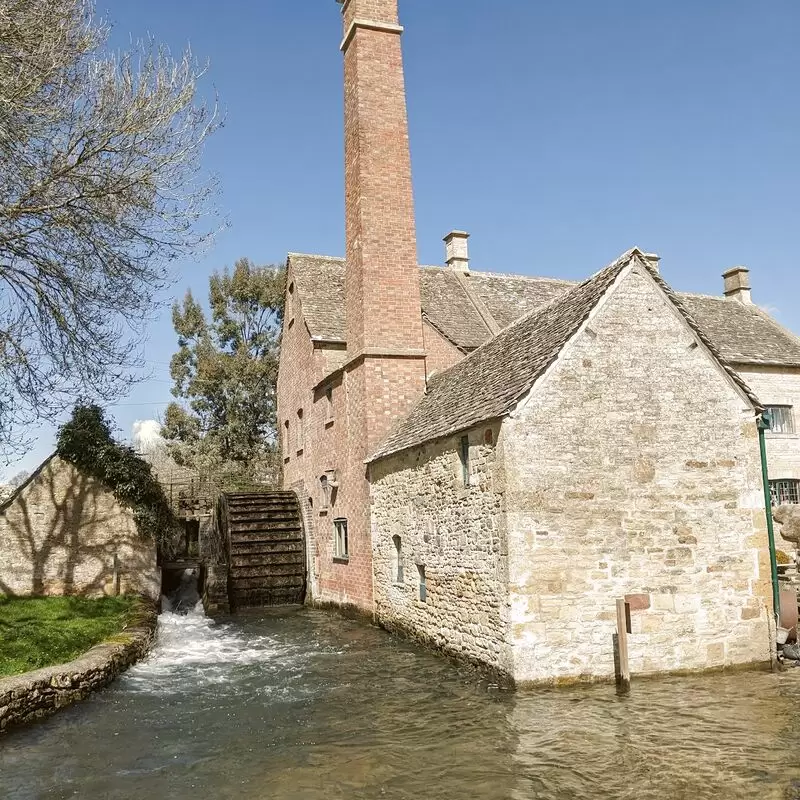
444,230 -> 470,271
642,252 -> 661,273
722,266 -> 752,304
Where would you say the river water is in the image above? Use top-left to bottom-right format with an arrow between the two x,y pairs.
3,606 -> 800,800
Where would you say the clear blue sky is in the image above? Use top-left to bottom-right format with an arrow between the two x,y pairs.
4,0 -> 800,479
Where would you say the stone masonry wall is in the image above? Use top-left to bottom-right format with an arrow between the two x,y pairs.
370,421 -> 512,675
736,366 -> 800,555
0,607 -> 157,734
503,266 -> 773,683
0,457 -> 160,600
737,366 -> 800,483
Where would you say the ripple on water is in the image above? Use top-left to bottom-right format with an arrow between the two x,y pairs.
3,608 -> 800,800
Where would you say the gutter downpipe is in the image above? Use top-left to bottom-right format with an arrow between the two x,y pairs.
757,413 -> 781,626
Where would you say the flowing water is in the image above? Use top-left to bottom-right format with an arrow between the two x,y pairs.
3,605 -> 800,800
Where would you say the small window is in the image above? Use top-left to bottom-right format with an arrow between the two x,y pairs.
771,480 -> 800,506
296,409 -> 304,453
325,387 -> 334,424
417,564 -> 427,602
766,406 -> 795,434
459,435 -> 470,486
334,518 -> 349,560
392,535 -> 404,583
283,420 -> 290,460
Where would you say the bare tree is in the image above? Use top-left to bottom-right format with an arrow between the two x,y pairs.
0,0 -> 221,460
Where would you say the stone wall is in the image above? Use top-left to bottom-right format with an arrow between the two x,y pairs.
0,608 -> 156,734
370,421 -> 512,675
503,267 -> 773,683
736,366 -> 800,555
0,456 -> 160,600
737,366 -> 800,482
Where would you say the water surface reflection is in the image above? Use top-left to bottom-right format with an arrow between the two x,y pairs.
2,607 -> 800,799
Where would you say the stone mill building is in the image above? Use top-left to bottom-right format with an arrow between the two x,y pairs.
277,0 -> 800,683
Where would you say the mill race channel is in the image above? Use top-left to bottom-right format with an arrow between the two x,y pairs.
3,606 -> 800,799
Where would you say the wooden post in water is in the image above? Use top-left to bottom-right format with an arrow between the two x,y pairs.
615,598 -> 631,691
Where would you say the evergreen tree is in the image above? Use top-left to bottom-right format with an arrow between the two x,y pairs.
162,258 -> 285,483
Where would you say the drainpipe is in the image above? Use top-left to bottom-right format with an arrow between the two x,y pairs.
757,412 -> 780,624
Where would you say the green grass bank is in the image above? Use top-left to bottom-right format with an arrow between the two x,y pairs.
0,596 -> 140,678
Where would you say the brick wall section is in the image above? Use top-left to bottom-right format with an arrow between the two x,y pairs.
370,421 -> 512,675
0,457 -> 159,600
503,267 -> 772,683
423,321 -> 465,377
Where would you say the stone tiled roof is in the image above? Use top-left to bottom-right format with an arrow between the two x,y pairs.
288,253 -> 800,367
369,252 -> 763,461
678,294 -> 800,367
287,253 -> 346,342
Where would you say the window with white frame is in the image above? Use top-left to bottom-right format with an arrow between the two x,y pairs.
771,480 -> 800,506
766,406 -> 795,434
334,518 -> 349,560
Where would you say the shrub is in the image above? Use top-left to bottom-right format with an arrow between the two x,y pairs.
56,404 -> 179,546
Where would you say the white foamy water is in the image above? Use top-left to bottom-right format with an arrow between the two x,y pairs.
124,605 -> 285,694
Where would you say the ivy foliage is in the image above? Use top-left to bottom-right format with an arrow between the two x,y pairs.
56,404 -> 178,544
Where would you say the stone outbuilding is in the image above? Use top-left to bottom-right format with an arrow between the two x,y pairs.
0,455 -> 159,600
368,251 -> 773,683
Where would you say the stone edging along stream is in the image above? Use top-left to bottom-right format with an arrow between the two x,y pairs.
0,605 -> 158,734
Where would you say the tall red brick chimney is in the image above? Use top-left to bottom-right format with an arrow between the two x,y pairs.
338,0 -> 426,454
324,0 -> 426,612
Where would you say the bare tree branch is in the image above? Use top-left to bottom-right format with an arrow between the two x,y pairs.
0,0 -> 222,462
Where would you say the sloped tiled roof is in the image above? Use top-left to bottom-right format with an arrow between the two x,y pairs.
288,253 -> 346,342
369,252 -> 763,461
287,253 -> 800,368
678,294 -> 800,367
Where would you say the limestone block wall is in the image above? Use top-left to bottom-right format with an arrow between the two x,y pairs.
370,422 -> 512,675
0,456 -> 159,600
737,366 -> 800,482
503,268 -> 772,684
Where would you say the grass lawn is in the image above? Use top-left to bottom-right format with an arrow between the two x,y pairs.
0,595 -> 140,678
